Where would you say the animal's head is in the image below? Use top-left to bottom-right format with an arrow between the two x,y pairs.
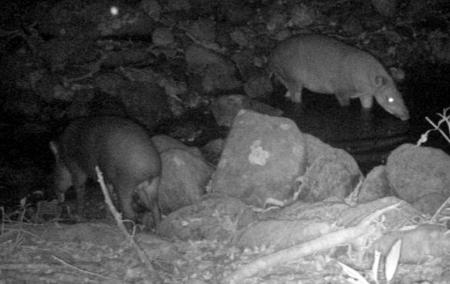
374,75 -> 410,121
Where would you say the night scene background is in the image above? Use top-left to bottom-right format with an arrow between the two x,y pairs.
0,0 -> 449,283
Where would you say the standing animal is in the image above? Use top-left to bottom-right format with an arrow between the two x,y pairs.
50,116 -> 161,227
268,34 -> 410,120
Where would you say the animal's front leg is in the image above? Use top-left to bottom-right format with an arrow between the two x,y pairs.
359,95 -> 374,109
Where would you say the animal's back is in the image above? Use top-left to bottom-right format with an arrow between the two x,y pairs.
59,116 -> 160,182
269,35 -> 363,94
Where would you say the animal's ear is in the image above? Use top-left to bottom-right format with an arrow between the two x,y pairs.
374,75 -> 387,87
389,67 -> 405,82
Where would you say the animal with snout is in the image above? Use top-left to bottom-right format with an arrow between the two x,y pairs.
50,116 -> 161,228
268,34 -> 410,120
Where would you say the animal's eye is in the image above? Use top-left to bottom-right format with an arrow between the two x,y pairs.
388,97 -> 395,103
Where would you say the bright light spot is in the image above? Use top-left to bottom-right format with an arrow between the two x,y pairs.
110,6 -> 119,16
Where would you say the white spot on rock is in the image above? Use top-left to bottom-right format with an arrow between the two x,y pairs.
248,140 -> 270,166
173,156 -> 185,166
280,123 -> 291,130
292,145 -> 303,156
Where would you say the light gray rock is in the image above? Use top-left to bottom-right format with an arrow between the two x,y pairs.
386,143 -> 450,214
300,134 -> 362,201
159,148 -> 214,214
158,194 -> 256,241
210,110 -> 306,207
152,134 -> 202,157
358,165 -> 392,203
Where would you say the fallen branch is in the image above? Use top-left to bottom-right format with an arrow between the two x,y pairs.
52,255 -> 120,282
224,203 -> 400,284
95,166 -> 161,283
95,167 -> 129,236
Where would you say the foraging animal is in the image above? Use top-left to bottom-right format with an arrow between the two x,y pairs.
268,34 -> 409,120
50,116 -> 161,227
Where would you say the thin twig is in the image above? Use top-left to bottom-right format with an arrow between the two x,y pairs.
52,255 -> 120,281
95,166 -> 161,283
430,195 -> 450,223
424,116 -> 450,143
95,167 -> 129,236
424,107 -> 450,144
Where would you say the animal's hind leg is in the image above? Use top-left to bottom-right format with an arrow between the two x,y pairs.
70,167 -> 88,220
286,81 -> 303,103
335,93 -> 350,106
136,177 -> 161,228
277,75 -> 303,103
114,183 -> 137,223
